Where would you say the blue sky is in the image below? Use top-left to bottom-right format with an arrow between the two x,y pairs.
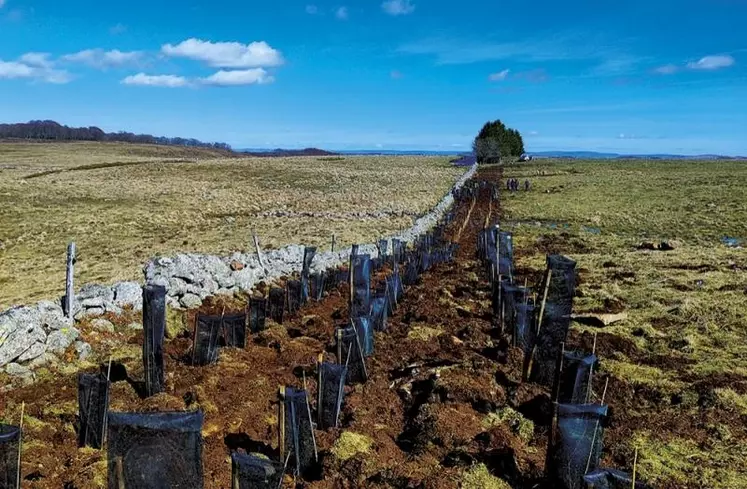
1,0 -> 746,154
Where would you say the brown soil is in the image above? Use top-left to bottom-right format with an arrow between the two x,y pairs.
4,164 -> 737,489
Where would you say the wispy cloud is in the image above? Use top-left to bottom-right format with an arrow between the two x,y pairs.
161,39 -> 284,68
397,32 -> 624,65
591,55 -> 646,76
515,68 -> 548,83
390,70 -> 403,79
305,5 -> 318,14
488,69 -> 509,81
653,64 -> 679,75
109,23 -> 127,35
335,6 -> 348,20
687,54 -> 735,70
62,49 -> 143,69
200,68 -> 274,86
121,73 -> 189,87
0,56 -> 71,84
382,0 -> 415,16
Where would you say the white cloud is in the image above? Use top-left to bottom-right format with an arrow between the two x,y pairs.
654,64 -> 679,75
62,49 -> 143,69
200,68 -> 274,86
305,4 -> 318,14
109,23 -> 127,35
0,58 -> 71,84
488,69 -> 510,81
121,73 -> 189,87
686,55 -> 735,71
335,6 -> 348,20
161,38 -> 283,68
382,0 -> 415,16
19,52 -> 53,69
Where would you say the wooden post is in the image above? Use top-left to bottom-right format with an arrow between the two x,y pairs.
331,234 -> 336,253
526,269 -> 553,379
252,229 -> 265,270
115,457 -> 126,489
587,332 -> 598,403
65,242 -> 76,318
17,402 -> 24,489
632,447 -> 639,488
102,356 -> 113,445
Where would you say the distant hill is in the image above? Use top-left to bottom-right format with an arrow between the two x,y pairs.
239,147 -> 340,157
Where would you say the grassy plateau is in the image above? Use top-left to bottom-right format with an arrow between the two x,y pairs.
503,158 -> 747,488
0,141 -> 464,308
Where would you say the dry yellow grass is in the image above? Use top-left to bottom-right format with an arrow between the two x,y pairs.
0,142 -> 464,307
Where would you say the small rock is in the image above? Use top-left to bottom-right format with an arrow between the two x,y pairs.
46,327 -> 81,354
127,322 -> 143,330
215,288 -> 234,296
80,297 -> 105,308
28,352 -> 59,369
77,283 -> 115,303
75,341 -> 92,361
230,260 -> 245,271
75,307 -> 105,321
90,318 -> 115,333
4,363 -> 34,384
180,293 -> 202,309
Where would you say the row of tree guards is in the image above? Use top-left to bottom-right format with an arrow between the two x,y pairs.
472,182 -> 650,489
0,207 -> 459,488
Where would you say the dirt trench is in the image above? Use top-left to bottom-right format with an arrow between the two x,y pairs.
2,164 -> 560,489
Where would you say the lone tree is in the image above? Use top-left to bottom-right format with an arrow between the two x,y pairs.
473,120 -> 525,163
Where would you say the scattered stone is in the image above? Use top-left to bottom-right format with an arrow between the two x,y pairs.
0,307 -> 47,367
127,322 -> 143,330
77,283 -> 115,303
230,260 -> 245,271
28,352 -> 59,369
75,341 -> 92,361
46,327 -> 80,354
90,318 -> 115,333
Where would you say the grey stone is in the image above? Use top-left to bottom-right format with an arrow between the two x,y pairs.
17,342 -> 47,363
0,306 -> 47,367
203,277 -> 219,295
75,341 -> 92,361
103,302 -> 123,316
215,288 -> 234,296
180,293 -> 202,309
77,283 -> 115,303
36,300 -> 72,330
168,277 -> 188,297
113,281 -> 143,309
76,307 -> 105,320
4,363 -> 34,383
80,297 -> 105,308
127,322 -> 143,330
91,318 -> 115,333
46,327 -> 80,354
28,352 -> 59,369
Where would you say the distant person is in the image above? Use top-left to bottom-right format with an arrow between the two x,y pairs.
524,179 -> 530,191
506,179 -> 512,191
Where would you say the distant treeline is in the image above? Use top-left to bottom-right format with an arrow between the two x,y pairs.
0,120 -> 232,151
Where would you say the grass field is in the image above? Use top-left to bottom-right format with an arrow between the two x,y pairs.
0,141 -> 464,308
503,158 -> 747,488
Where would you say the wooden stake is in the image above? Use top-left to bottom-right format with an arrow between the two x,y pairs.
115,456 -> 125,489
586,332 -> 598,403
317,354 -> 324,426
632,447 -> 639,488
278,386 -> 286,460
526,269 -> 553,379
17,402 -> 24,489
252,229 -> 266,270
65,242 -> 76,318
102,356 -> 112,445
600,377 -> 609,404
331,234 -> 336,253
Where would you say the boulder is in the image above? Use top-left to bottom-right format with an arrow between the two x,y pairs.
75,307 -> 105,320
127,322 -> 143,330
113,281 -> 143,310
35,300 -> 72,330
28,352 -> 59,369
0,306 -> 47,367
46,327 -> 80,354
